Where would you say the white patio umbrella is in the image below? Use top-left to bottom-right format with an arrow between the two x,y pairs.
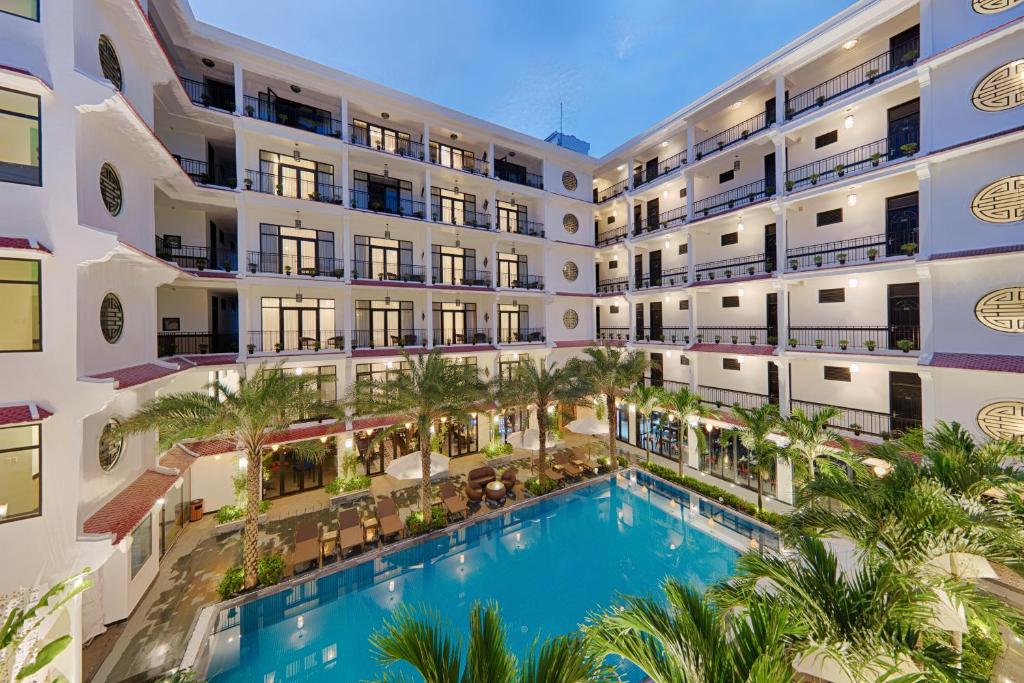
566,415 -> 610,436
793,651 -> 919,683
926,552 -> 998,580
507,428 -> 561,451
385,451 -> 450,480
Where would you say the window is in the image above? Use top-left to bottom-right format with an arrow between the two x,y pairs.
0,424 -> 41,523
609,305 -> 620,314
679,299 -> 689,310
721,232 -> 739,246
98,419 -> 123,472
678,243 -> 688,255
100,163 -> 122,216
680,355 -> 690,365
824,366 -> 852,382
722,295 -> 740,308
815,130 -> 838,148
679,188 -> 687,198
816,208 -> 843,227
0,258 -> 40,351
723,358 -> 741,371
0,0 -> 38,19
429,140 -> 476,172
98,35 -> 123,91
130,514 -> 152,578
719,169 -> 734,183
819,288 -> 846,303
606,215 -> 615,224
100,293 -> 124,343
608,260 -> 618,270
0,87 -> 41,186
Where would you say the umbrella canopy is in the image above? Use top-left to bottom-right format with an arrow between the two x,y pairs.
385,451 -> 449,480
566,415 -> 610,436
927,552 -> 998,580
507,428 -> 561,451
793,652 -> 918,683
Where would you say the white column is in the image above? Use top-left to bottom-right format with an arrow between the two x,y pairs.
491,298 -> 499,343
916,163 -> 933,259
685,125 -> 695,167
232,63 -> 243,116
624,197 -> 634,239
541,197 -> 550,239
236,201 -> 250,275
919,0 -> 934,59
342,288 -> 353,353
627,158 -> 636,190
422,122 -> 430,161
686,424 -> 699,469
918,67 -> 933,155
238,283 -> 252,357
774,137 -> 786,196
776,461 -> 794,505
487,142 -> 495,178
774,73 -> 786,126
916,264 -> 934,361
425,225 -> 433,283
685,230 -> 695,286
341,147 -> 350,208
426,290 -> 434,347
340,95 -> 349,142
919,370 -> 936,431
341,214 -> 352,280
776,356 -> 791,417
424,168 -> 432,218
684,169 -> 694,222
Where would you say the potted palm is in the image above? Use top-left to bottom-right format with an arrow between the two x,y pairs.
749,334 -> 757,345
838,339 -> 849,350
900,242 -> 917,256
900,142 -> 918,157
864,339 -> 877,351
246,343 -> 256,354
789,337 -> 798,348
724,269 -> 733,278
785,179 -> 795,192
814,338 -> 824,349
834,163 -> 845,177
731,335 -> 739,344
810,172 -> 820,185
837,253 -> 847,264
870,152 -> 882,166
897,339 -> 914,353
814,255 -> 823,267
867,248 -> 878,261
714,335 -> 722,344
789,258 -> 799,270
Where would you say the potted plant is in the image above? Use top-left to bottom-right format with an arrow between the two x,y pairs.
838,339 -> 849,350
683,335 -> 690,344
695,151 -> 703,161
834,163 -> 845,177
809,172 -> 820,185
749,334 -> 757,345
897,339 -> 914,353
880,430 -> 893,442
248,262 -> 258,274
741,129 -> 749,139
717,140 -> 725,150
332,268 -> 344,279
747,266 -> 755,275
273,342 -> 283,353
243,177 -> 253,190
837,253 -> 847,265
284,265 -> 292,276
714,335 -> 722,344
900,242 -> 917,256
724,269 -> 733,278
866,68 -> 879,83
785,179 -> 795,192
313,341 -> 321,351
196,257 -> 207,271
695,273 -> 702,282
708,271 -> 716,280
870,152 -> 882,167
814,255 -> 823,267
814,338 -> 824,349
900,142 -> 918,157
244,104 -> 255,116
767,336 -> 777,346
864,340 -> 877,351
867,248 -> 878,261
730,335 -> 738,344
850,422 -> 862,436
785,106 -> 794,119
816,95 -> 826,107
789,258 -> 799,270
788,337 -> 799,348
696,334 -> 704,343
902,49 -> 919,63
765,185 -> 775,196
246,343 -> 255,354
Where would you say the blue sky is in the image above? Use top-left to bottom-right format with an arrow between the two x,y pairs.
191,0 -> 857,156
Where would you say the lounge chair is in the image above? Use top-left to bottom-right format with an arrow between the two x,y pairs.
376,497 -> 405,541
287,519 -> 321,573
438,482 -> 468,520
466,480 -> 485,505
570,447 -> 600,474
468,466 -> 496,488
337,508 -> 364,556
553,452 -> 583,478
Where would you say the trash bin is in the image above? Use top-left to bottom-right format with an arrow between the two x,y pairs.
190,499 -> 204,522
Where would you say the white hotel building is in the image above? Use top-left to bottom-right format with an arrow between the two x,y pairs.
0,0 -> 1021,678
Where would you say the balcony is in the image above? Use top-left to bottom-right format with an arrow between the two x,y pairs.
595,178 -> 628,203
352,329 -> 427,350
179,76 -> 235,111
596,327 -> 630,342
496,272 -> 543,290
244,170 -> 345,205
430,204 -> 493,231
429,148 -> 489,176
786,230 -> 918,271
637,326 -> 690,344
694,112 -> 770,161
641,375 -> 688,393
694,253 -> 773,282
157,331 -> 238,357
692,179 -> 773,220
497,327 -> 546,344
502,217 -> 545,238
349,123 -> 425,160
495,162 -> 543,189
634,266 -> 688,290
784,134 -> 919,192
696,326 -> 773,346
433,327 -> 493,346
242,95 -> 343,137
596,225 -> 628,247
791,398 -> 920,438
597,276 -> 629,294
245,252 -> 345,278
247,330 -> 345,354
786,38 -> 920,119
634,206 -> 687,236
699,385 -> 772,410
633,151 -> 687,188
349,189 -> 427,219
157,237 -> 237,271
787,325 -> 919,353
432,267 -> 492,288
351,260 -> 426,283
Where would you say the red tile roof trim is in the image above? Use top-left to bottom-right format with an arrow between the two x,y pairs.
690,343 -> 776,356
554,340 -> 593,348
929,244 -> 1024,262
0,237 -> 52,253
87,362 -> 182,389
158,445 -> 197,473
927,352 -> 1024,374
83,470 -> 178,544
0,403 -> 52,427
689,273 -> 772,287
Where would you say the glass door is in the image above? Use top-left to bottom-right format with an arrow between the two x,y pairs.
497,254 -> 519,288
439,247 -> 466,285
280,230 -> 318,274
372,305 -> 401,347
369,243 -> 400,280
277,163 -> 315,199
499,305 -> 521,342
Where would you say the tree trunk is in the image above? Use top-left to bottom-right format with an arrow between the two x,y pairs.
643,416 -> 651,464
607,396 -> 618,470
678,422 -> 686,477
537,406 -> 548,482
420,429 -> 432,524
243,447 -> 261,589
756,474 -> 764,513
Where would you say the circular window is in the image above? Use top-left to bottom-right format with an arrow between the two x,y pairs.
978,400 -> 1024,440
99,419 -> 124,472
971,175 -> 1024,224
562,261 -> 579,281
561,171 -> 578,192
975,287 -> 1024,333
973,0 -> 1022,13
972,59 -> 1024,112
562,309 -> 579,329
98,35 -> 123,91
100,293 -> 124,343
100,163 -> 123,216
562,213 -> 579,234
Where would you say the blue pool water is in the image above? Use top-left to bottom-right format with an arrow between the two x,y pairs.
205,473 -> 744,682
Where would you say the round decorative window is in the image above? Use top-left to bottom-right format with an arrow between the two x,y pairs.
972,0 -> 1022,13
975,287 -> 1024,333
561,171 -> 578,192
972,59 -> 1024,112
562,213 -> 579,234
562,261 -> 579,281
100,293 -> 124,343
100,163 -> 123,216
977,400 -> 1024,440
99,419 -> 124,472
971,175 -> 1024,223
98,35 -> 123,91
562,309 -> 579,329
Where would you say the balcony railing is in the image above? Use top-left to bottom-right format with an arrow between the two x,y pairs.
694,111 -> 770,161
595,178 -> 628,203
429,150 -> 488,176
248,330 -> 346,353
790,398 -> 920,438
641,375 -> 688,393
245,251 -> 345,278
501,217 -> 545,238
786,230 -> 918,270
635,206 -> 687,235
351,260 -> 426,283
352,329 -> 426,349
432,267 -> 492,287
693,179 -> 773,219
596,327 -> 630,342
694,253 -> 772,281
172,155 -> 210,184
495,165 -> 543,189
349,124 -> 425,160
785,133 -> 919,191
157,331 -> 238,357
496,272 -> 543,290
433,327 -> 493,346
349,189 -> 426,218
242,95 -> 343,137
244,170 -> 344,204
699,385 -> 772,410
637,326 -> 690,344
157,238 -> 236,271
179,76 -> 235,111
597,277 -> 629,294
696,326 -> 773,346
596,225 -> 628,247
497,327 -> 546,343
634,266 -> 688,289
430,204 -> 493,231
787,325 -> 919,352
786,37 -> 920,118
634,150 -> 687,188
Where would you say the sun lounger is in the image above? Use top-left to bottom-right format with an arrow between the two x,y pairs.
376,497 -> 406,540
554,452 -> 583,477
570,447 -> 600,474
439,482 -> 469,520
337,508 -> 364,555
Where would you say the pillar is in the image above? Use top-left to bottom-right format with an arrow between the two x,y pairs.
238,283 -> 252,357
916,163 -> 933,259
684,169 -> 695,222
487,142 -> 495,178
426,290 -> 434,347
686,424 -> 699,469
340,95 -> 349,142
341,147 -> 350,207
774,73 -> 786,126
232,63 -> 243,116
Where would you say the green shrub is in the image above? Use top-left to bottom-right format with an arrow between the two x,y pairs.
406,505 -> 448,535
483,441 -> 514,459
961,619 -> 1003,681
257,555 -> 286,587
639,462 -> 786,527
214,500 -> 271,524
525,476 -> 559,496
156,669 -> 201,683
217,565 -> 244,599
325,475 -> 371,495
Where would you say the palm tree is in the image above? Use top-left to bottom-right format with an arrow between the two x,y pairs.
497,357 -> 591,484
569,346 -> 647,470
731,403 -> 788,513
370,602 -> 618,683
781,406 -> 847,484
622,383 -> 663,464
586,578 -> 796,682
904,421 -> 1024,498
659,386 -> 715,477
346,349 -> 486,524
117,364 -> 325,588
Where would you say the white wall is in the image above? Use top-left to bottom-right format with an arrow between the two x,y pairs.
927,0 -> 1024,56
788,268 -> 919,327
930,258 -> 1024,356
930,367 -> 1024,442
697,353 -> 769,395
789,357 -> 893,412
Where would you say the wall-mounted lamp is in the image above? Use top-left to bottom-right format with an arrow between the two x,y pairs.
844,114 -> 855,129
847,193 -> 858,206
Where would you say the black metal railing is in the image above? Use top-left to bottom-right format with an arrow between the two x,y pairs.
242,95 -> 343,137
349,189 -> 427,218
430,204 -> 493,230
501,217 -> 545,238
694,253 -> 772,281
696,327 -> 773,346
429,150 -> 488,176
350,260 -> 426,283
641,375 -> 687,393
245,251 -> 345,278
633,151 -> 687,188
432,267 -> 492,287
637,326 -> 690,344
699,385 -> 771,410
179,76 -> 235,111
352,329 -> 426,349
433,328 -> 493,346
349,124 -> 425,160
597,277 -> 629,294
247,330 -> 346,353
786,230 -> 918,270
785,133 -> 919,191
692,179 -> 773,219
172,155 -> 211,184
157,331 -> 237,357
786,37 -> 920,118
694,111 -> 769,160
596,178 -> 628,203
244,170 -> 344,204
787,326 -> 902,352
496,272 -> 544,289
495,165 -> 543,189
635,206 -> 687,235
497,327 -> 546,343
156,238 -> 237,271
596,225 -> 628,246
596,327 -> 630,341
634,266 -> 689,289
790,398 -> 919,438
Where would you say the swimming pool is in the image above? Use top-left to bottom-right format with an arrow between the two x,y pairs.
202,472 -> 753,682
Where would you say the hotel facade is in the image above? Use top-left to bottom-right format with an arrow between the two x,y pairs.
0,0 -> 1021,678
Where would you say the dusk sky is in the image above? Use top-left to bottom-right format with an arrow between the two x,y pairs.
190,0 -> 858,156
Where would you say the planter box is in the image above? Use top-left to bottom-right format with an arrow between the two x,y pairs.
214,513 -> 268,537
483,453 -> 517,468
329,487 -> 371,508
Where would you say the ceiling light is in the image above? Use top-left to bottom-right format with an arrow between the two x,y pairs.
381,112 -> 390,119
201,58 -> 215,68
847,193 -> 858,206
844,114 -> 855,129
290,84 -> 302,94
842,38 -> 859,50
732,100 -> 744,109
661,140 -> 670,147
737,288 -> 745,297
737,221 -> 745,231
450,132 -> 458,140
616,164 -> 625,171
662,190 -> 669,199
850,364 -> 860,373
